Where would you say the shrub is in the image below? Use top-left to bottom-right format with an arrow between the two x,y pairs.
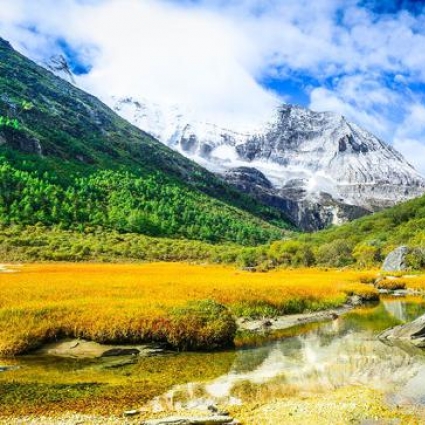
353,243 -> 380,268
316,239 -> 354,267
358,273 -> 377,284
405,247 -> 425,270
375,278 -> 407,291
166,300 -> 237,351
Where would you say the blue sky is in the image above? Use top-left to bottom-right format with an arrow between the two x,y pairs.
1,0 -> 425,172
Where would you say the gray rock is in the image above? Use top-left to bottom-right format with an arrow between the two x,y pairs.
380,313 -> 425,348
348,295 -> 363,306
101,348 -> 140,357
0,365 -> 19,372
222,167 -> 368,231
143,416 -> 235,425
123,409 -> 140,417
382,246 -> 410,271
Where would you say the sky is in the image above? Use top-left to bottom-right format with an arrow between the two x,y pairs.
1,0 -> 425,173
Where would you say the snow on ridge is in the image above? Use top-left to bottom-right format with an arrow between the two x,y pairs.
105,95 -> 425,211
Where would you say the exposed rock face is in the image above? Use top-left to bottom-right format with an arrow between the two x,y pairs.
0,127 -> 43,155
223,166 -> 369,231
44,55 -> 76,85
106,99 -> 425,231
382,246 -> 410,271
380,313 -> 425,348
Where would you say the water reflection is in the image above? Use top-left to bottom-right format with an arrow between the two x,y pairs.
383,299 -> 408,322
382,296 -> 425,323
3,298 -> 425,414
148,299 -> 425,412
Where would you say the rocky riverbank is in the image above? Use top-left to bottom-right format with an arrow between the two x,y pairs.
2,386 -> 424,425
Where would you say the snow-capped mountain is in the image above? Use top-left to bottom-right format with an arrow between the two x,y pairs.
108,97 -> 425,230
42,58 -> 425,230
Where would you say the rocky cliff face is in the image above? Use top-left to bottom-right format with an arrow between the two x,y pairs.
106,98 -> 425,230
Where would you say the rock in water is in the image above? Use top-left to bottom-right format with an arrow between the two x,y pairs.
380,313 -> 425,348
382,246 -> 410,271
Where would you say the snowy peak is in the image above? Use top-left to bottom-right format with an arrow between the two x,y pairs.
106,97 -> 425,229
38,55 -> 425,230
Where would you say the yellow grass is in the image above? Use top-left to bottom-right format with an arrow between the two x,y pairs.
0,263 -> 378,355
375,274 -> 425,291
399,275 -> 425,290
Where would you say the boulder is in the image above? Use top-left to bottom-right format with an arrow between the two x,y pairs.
380,313 -> 425,348
382,246 -> 409,271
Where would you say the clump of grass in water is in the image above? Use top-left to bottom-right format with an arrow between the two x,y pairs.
375,278 -> 407,291
167,300 -> 237,351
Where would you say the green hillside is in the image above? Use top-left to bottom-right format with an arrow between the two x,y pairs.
0,37 -> 291,245
265,192 -> 425,269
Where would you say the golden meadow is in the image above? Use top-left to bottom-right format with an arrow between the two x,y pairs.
0,263 -> 383,356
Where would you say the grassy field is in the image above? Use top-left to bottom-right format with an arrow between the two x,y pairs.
0,263 -> 379,356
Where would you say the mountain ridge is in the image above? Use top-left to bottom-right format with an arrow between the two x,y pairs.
0,36 -> 290,245
106,96 -> 425,230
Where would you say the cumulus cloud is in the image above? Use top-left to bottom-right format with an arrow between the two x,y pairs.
1,0 -> 425,171
0,0 -> 280,129
392,104 -> 425,171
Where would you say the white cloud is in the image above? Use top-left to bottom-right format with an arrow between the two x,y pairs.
75,0 -> 279,128
391,104 -> 425,174
0,0 -> 280,129
394,139 -> 425,175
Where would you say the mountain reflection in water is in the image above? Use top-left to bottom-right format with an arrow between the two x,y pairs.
149,298 -> 425,412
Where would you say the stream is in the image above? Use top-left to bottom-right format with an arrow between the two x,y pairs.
2,296 -> 425,415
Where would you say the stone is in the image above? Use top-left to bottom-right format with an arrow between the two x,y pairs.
262,320 -> 273,328
34,339 -> 164,359
142,416 -> 235,425
348,295 -> 363,306
380,313 -> 425,348
101,348 -> 140,357
382,246 -> 410,272
0,365 -> 19,372
123,409 -> 140,417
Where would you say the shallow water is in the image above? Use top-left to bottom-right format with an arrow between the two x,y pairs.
146,296 -> 425,412
3,296 -> 425,413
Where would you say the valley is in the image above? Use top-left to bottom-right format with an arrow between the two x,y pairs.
1,13 -> 425,424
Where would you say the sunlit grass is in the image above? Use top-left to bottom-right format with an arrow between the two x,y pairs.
375,278 -> 407,290
400,275 -> 425,290
0,263 -> 378,356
